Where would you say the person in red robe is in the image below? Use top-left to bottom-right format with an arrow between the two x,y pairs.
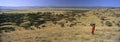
91,24 -> 96,35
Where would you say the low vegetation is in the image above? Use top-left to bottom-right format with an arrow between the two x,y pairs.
0,8 -> 120,42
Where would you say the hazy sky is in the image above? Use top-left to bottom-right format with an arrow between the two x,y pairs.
0,0 -> 120,7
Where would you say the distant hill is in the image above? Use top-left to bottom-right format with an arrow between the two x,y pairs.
0,6 -> 119,10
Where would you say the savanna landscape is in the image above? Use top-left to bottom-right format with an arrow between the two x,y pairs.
0,8 -> 120,42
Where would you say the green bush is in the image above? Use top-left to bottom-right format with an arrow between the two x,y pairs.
0,27 -> 15,33
105,21 -> 112,27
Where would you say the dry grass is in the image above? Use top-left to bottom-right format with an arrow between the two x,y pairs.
1,25 -> 119,42
0,8 -> 120,42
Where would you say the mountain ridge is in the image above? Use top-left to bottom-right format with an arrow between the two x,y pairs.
0,6 -> 119,10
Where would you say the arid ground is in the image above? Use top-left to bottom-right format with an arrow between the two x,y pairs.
0,8 -> 120,42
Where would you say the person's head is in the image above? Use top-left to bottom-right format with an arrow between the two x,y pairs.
90,23 -> 96,26
92,24 -> 95,26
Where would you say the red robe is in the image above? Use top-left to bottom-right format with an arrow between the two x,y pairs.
91,26 -> 95,34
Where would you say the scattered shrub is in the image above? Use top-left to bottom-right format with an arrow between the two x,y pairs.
112,21 -> 115,23
116,21 -> 120,27
42,25 -> 46,27
116,23 -> 120,27
58,22 -> 64,27
0,27 -> 15,33
105,21 -> 112,27
100,16 -> 107,21
69,23 -> 77,27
